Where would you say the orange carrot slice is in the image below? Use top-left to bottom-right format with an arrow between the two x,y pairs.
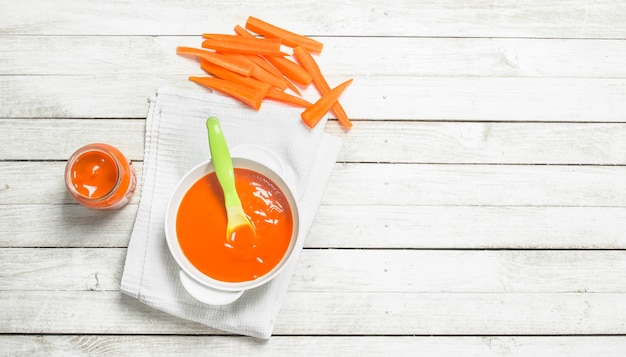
222,52 -> 290,91
176,46 -> 254,77
245,16 -> 323,54
251,65 -> 289,91
301,78 -> 352,128
265,55 -> 312,86
293,46 -> 352,129
266,87 -> 312,108
247,54 -> 283,78
200,59 -> 272,97
231,27 -> 303,95
234,24 -> 255,38
245,54 -> 301,95
201,36 -> 286,56
189,76 -> 264,110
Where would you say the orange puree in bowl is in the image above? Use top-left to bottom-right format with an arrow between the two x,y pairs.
176,168 -> 293,282
69,151 -> 119,199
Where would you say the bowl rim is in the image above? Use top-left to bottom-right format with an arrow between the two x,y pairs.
164,157 -> 300,292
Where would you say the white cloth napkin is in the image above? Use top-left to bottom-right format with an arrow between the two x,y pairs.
120,86 -> 342,339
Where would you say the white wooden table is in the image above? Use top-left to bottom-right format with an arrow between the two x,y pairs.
2,1 -> 626,355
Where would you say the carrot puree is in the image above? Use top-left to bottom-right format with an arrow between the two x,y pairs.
69,150 -> 119,198
176,168 -> 293,282
65,143 -> 136,210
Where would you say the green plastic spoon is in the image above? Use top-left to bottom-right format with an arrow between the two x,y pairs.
206,117 -> 256,248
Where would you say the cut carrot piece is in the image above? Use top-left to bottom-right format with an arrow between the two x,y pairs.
201,36 -> 286,56
265,55 -> 312,86
189,76 -> 264,110
293,46 -> 352,129
232,25 -> 303,95
251,64 -> 289,91
266,87 -> 312,108
301,78 -> 352,128
234,24 -> 255,38
247,54 -> 283,78
245,54 -> 301,95
281,76 -> 302,96
176,46 -> 254,77
245,16 -> 323,54
219,52 -> 290,91
200,59 -> 272,97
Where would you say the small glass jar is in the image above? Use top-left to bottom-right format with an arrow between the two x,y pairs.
65,143 -> 136,209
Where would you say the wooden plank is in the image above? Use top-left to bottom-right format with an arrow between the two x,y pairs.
4,335 -> 626,356
331,121 -> 626,165
277,292 -> 626,335
2,75 -> 625,121
3,120 -> 626,165
2,162 -> 625,206
0,248 -> 125,291
323,163 -> 626,207
2,162 -> 624,206
0,119 -> 145,161
309,205 -> 626,249
3,204 -> 626,249
4,36 -> 626,78
3,248 -> 626,293
291,250 -> 626,293
1,0 -> 624,38
0,205 -> 137,248
2,290 -> 626,335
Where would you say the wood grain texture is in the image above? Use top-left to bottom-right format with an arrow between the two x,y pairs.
3,291 -> 626,335
3,248 -> 626,293
4,335 -> 626,357
323,163 -> 626,206
1,0 -> 624,38
2,75 -> 626,120
3,119 -> 626,165
3,204 -> 626,249
2,162 -> 624,206
3,36 -> 626,78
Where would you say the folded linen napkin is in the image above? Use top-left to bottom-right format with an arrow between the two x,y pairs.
120,86 -> 342,339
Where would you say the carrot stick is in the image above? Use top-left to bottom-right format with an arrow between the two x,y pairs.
265,55 -> 312,86
251,65 -> 289,91
176,46 -> 254,77
201,36 -> 286,56
247,54 -> 282,78
218,53 -> 287,90
231,25 -> 303,95
293,46 -> 352,129
234,24 -> 255,38
301,78 -> 352,128
189,76 -> 264,110
245,16 -> 323,54
266,87 -> 312,108
200,59 -> 272,97
222,52 -> 290,91
244,54 -> 301,95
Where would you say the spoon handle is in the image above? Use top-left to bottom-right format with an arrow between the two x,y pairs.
206,117 -> 241,208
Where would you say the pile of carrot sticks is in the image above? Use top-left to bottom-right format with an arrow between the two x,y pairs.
177,16 -> 352,129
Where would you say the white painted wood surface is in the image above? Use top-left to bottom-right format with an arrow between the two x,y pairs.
2,0 -> 626,355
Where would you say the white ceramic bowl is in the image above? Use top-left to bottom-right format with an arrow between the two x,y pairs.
164,146 -> 300,305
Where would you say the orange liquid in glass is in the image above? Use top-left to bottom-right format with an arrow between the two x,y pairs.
65,143 -> 136,209
70,151 -> 119,199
